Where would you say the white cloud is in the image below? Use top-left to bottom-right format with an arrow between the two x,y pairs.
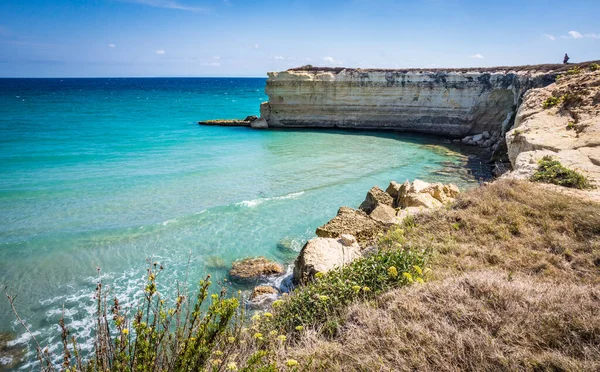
108,43 -> 116,48
544,34 -> 556,41
568,30 -> 583,39
323,56 -> 343,65
469,53 -> 484,59
122,0 -> 208,13
561,30 -> 600,39
273,56 -> 285,60
584,33 -> 600,39
156,49 -> 165,55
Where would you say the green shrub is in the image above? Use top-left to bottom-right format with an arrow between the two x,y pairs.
561,92 -> 583,107
531,156 -> 592,189
269,245 -> 429,334
7,263 -> 260,371
566,121 -> 576,130
566,66 -> 582,75
542,95 -> 562,109
590,63 -> 600,72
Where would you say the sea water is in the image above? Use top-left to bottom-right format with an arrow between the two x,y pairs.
0,78 -> 489,367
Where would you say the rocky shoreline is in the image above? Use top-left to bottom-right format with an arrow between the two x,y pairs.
231,179 -> 460,305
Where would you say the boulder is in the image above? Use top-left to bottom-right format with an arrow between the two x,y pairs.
244,115 -> 258,122
410,179 -> 431,193
293,236 -> 362,284
385,181 -> 403,202
400,192 -> 443,209
461,136 -> 472,144
249,285 -> 279,301
250,117 -> 268,129
359,186 -> 394,214
229,257 -> 284,282
472,133 -> 484,142
316,206 -> 384,241
482,131 -> 491,139
369,204 -> 399,226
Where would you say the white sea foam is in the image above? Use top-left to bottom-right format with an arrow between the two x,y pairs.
236,191 -> 305,208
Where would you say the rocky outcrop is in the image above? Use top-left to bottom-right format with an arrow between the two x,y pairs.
315,206 -> 384,241
293,234 -> 362,284
228,257 -> 285,282
505,67 -> 600,190
359,186 -> 394,214
261,66 -> 567,137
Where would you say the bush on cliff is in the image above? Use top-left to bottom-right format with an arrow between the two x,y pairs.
531,156 -> 592,189
268,244 -> 428,336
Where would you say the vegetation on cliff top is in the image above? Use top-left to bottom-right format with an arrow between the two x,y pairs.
532,156 -> 592,189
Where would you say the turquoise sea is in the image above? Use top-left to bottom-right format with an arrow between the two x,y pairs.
0,78 -> 489,368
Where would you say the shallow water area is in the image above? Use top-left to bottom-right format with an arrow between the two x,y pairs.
0,78 -> 490,368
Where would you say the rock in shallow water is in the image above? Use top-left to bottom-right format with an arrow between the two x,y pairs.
228,257 -> 284,283
249,285 -> 279,300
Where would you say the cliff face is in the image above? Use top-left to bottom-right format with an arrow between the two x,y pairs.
506,67 -> 600,191
263,68 -> 554,137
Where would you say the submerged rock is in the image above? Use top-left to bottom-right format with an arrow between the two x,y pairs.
315,206 -> 383,241
293,234 -> 361,284
249,285 -> 279,301
229,257 -> 284,282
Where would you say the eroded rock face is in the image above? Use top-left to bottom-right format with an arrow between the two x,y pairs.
315,206 -> 383,241
359,186 -> 394,214
293,234 -> 361,284
505,69 -> 600,189
264,68 -> 537,136
229,257 -> 284,282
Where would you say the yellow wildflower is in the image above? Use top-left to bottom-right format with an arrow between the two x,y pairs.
286,359 -> 299,367
272,300 -> 283,307
387,266 -> 398,279
362,286 -> 371,292
253,333 -> 263,340
315,272 -> 324,279
226,362 -> 238,371
352,285 -> 361,292
214,350 -> 223,357
211,293 -> 218,300
227,336 -> 236,343
269,330 -> 278,337
403,272 -> 414,283
251,314 -> 261,322
121,328 -> 129,335
295,325 -> 304,331
412,265 -> 423,275
318,295 -> 329,301
211,359 -> 222,366
263,312 -> 273,318
416,277 -> 424,284
278,335 -> 287,342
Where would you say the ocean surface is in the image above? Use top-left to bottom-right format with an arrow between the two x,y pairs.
0,77 -> 489,368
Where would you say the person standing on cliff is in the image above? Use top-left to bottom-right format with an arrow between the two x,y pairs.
563,53 -> 570,64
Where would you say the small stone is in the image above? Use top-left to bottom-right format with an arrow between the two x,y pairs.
249,286 -> 278,301
482,131 -> 491,139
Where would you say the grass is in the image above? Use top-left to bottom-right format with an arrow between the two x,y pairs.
531,156 -> 592,189
542,95 -> 561,108
268,246 -> 428,336
279,180 -> 600,370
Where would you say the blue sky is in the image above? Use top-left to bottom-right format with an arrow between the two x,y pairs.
1,0 -> 599,77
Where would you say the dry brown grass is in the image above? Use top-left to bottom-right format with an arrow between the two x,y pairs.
277,179 -> 600,371
283,271 -> 600,371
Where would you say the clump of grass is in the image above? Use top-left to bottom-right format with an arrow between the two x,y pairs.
531,156 -> 592,189
269,246 -> 428,335
542,95 -> 562,108
590,63 -> 600,71
566,65 -> 582,75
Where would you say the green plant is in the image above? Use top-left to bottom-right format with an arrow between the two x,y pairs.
542,95 -> 562,109
6,262 -> 280,371
566,121 -> 576,130
531,156 -> 592,189
590,63 -> 600,72
561,92 -> 583,107
269,247 -> 429,334
566,66 -> 582,75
